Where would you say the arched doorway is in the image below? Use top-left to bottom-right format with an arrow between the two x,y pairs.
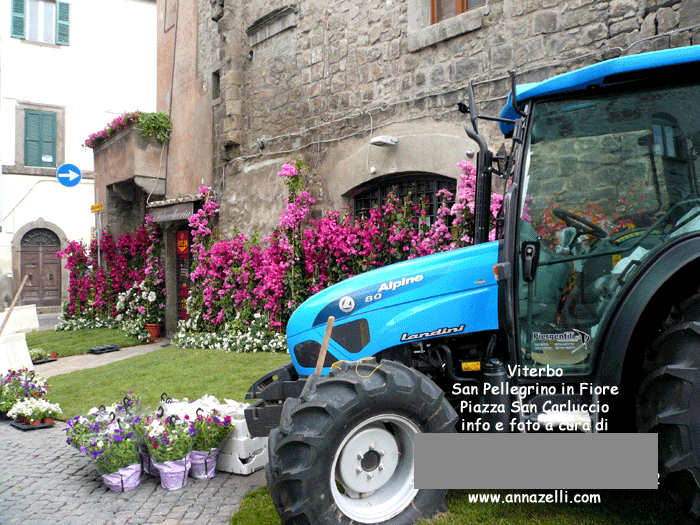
20,228 -> 61,307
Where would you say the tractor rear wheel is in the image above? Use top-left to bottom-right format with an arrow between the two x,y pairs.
268,359 -> 458,525
637,293 -> 700,518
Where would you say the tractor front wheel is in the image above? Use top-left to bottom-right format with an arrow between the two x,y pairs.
268,359 -> 458,525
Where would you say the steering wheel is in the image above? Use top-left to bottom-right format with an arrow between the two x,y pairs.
552,208 -> 607,239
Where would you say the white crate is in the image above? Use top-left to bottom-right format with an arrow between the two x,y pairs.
220,434 -> 266,458
216,442 -> 268,475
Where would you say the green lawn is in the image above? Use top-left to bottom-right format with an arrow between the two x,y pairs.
26,328 -> 141,358
48,345 -> 290,420
30,329 -> 691,525
230,487 -> 692,525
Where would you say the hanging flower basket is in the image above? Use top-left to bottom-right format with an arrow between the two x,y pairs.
189,449 -> 219,479
153,456 -> 191,491
144,324 -> 162,342
102,463 -> 142,493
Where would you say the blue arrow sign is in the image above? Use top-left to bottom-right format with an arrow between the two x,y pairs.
56,164 -> 82,187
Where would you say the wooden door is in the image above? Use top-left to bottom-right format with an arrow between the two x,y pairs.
20,229 -> 61,307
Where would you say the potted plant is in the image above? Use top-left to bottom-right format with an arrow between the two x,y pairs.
145,416 -> 193,490
187,410 -> 233,479
0,369 -> 48,417
84,425 -> 141,492
7,397 -> 61,426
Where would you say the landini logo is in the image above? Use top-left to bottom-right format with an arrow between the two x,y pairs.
400,324 -> 466,342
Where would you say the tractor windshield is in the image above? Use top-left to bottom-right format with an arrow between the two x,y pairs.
518,81 -> 700,374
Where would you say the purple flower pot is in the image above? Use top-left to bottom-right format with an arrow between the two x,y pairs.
153,456 -> 191,491
189,449 -> 219,479
102,464 -> 141,493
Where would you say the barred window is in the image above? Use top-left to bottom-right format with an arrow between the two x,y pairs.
353,173 -> 456,225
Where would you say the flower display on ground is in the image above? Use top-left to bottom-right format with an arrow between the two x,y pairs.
63,393 -> 253,491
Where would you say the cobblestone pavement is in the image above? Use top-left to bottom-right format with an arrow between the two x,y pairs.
0,421 -> 265,525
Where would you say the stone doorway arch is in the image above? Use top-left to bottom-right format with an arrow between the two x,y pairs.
17,227 -> 62,307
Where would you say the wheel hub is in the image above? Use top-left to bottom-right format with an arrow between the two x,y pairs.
338,426 -> 400,493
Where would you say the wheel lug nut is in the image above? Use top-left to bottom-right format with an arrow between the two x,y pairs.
369,444 -> 375,451
356,467 -> 362,474
380,450 -> 385,456
357,453 -> 363,460
378,464 -> 384,471
367,473 -> 373,480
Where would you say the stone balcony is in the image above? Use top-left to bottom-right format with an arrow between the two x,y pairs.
93,127 -> 167,236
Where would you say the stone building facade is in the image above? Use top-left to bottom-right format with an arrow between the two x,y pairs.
188,0 -> 700,238
152,0 -> 699,333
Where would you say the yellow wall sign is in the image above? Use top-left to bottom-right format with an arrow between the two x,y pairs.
91,203 -> 103,213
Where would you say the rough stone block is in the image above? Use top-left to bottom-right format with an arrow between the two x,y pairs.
610,17 -> 639,37
534,11 -> 558,34
608,0 -> 638,19
656,7 -> 678,33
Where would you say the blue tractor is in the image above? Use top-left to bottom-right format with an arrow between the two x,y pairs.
245,45 -> 700,524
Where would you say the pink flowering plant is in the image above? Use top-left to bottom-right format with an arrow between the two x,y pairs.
83,111 -> 171,149
115,216 -> 166,341
60,157 -> 501,351
187,410 -> 233,451
57,216 -> 164,341
173,158 -> 501,350
145,416 -> 194,463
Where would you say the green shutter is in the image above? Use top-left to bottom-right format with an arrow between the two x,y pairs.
11,0 -> 25,39
56,2 -> 70,46
25,111 -> 57,168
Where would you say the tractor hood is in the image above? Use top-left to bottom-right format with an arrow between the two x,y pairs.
286,241 -> 500,375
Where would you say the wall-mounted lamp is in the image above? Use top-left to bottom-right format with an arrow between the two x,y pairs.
370,135 -> 399,147
246,50 -> 254,61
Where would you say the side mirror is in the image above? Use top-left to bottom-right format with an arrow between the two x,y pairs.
521,241 -> 541,282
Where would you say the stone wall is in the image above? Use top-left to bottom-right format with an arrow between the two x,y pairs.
197,0 -> 700,237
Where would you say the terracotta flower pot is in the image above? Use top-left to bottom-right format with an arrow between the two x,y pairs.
144,324 -> 162,342
42,418 -> 54,425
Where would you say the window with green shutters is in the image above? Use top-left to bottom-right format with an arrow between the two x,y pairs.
11,0 -> 25,39
11,0 -> 70,46
24,111 -> 57,167
56,2 -> 69,45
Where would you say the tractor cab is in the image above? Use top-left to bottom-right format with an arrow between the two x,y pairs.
499,48 -> 700,376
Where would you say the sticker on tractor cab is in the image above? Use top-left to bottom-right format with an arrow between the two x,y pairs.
531,329 -> 591,355
312,267 -> 449,326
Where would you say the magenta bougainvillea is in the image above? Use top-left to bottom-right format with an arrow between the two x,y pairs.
60,158 -> 501,338
182,158 -> 502,332
57,217 -> 162,323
